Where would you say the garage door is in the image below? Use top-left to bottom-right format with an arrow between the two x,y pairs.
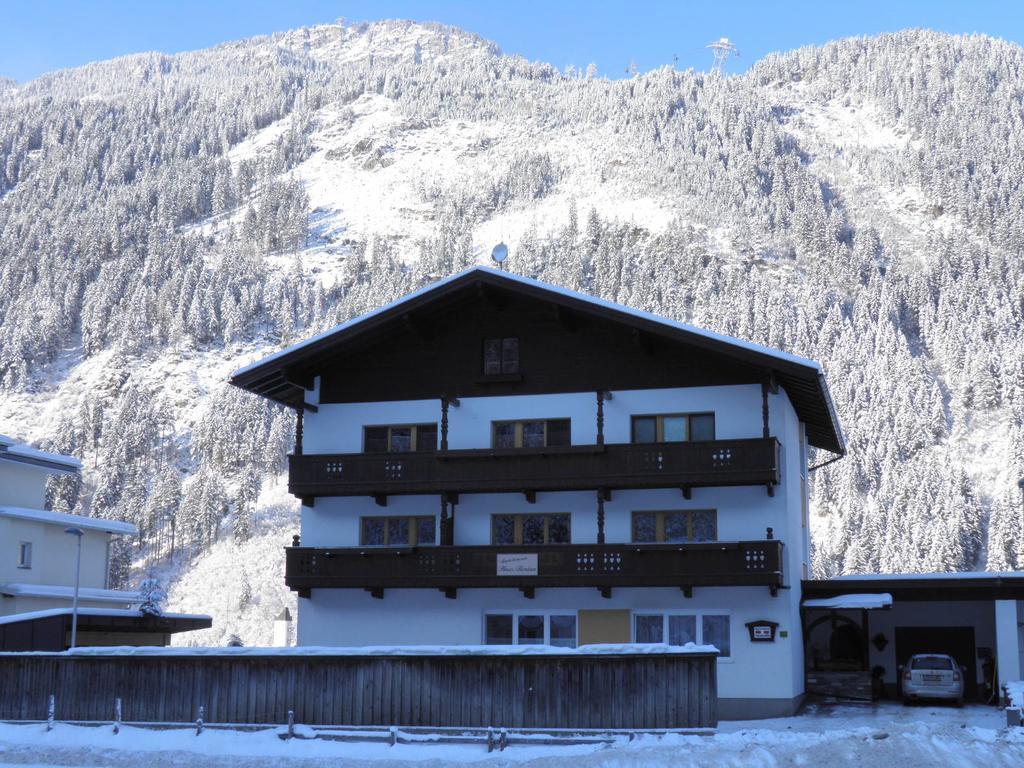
895,626 -> 977,700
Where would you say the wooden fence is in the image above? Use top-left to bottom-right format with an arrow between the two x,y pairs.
0,651 -> 717,729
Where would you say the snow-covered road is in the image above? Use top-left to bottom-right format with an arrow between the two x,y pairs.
1,703 -> 1022,767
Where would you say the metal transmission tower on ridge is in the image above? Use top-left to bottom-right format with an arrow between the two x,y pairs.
706,37 -> 740,74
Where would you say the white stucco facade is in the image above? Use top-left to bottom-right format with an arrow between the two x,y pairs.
0,437 -> 138,617
295,384 -> 810,718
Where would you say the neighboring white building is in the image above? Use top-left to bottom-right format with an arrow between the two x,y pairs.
232,266 -> 846,719
0,434 -> 140,617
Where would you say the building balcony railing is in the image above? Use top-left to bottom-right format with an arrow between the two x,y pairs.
288,437 -> 780,501
284,539 -> 784,598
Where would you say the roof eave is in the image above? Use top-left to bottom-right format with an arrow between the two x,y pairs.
231,267 -> 844,451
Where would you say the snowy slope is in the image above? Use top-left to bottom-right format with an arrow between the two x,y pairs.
1,21 -> 1023,643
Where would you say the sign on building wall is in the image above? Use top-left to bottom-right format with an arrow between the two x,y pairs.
746,620 -> 780,642
496,553 -> 538,576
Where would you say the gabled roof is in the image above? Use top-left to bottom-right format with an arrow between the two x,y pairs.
0,434 -> 81,474
0,506 -> 137,536
231,266 -> 845,453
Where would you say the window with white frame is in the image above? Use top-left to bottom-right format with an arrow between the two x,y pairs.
633,611 -> 731,658
484,611 -> 577,647
17,541 -> 32,569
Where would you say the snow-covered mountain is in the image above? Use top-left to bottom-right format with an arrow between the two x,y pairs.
1,21 -> 1022,644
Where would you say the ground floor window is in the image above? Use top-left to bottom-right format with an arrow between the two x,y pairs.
633,611 -> 731,658
484,611 -> 577,647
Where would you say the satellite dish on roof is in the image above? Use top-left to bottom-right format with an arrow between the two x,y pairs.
491,242 -> 509,268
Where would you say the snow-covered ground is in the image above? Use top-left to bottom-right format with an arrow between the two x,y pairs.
0,703 -> 1022,767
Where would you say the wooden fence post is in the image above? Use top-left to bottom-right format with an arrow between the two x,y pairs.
195,705 -> 204,735
287,710 -> 295,739
46,695 -> 55,732
113,698 -> 121,735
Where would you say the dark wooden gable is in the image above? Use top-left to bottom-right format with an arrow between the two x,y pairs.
231,268 -> 844,454
318,287 -> 763,403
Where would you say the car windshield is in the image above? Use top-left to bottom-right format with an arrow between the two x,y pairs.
911,656 -> 953,670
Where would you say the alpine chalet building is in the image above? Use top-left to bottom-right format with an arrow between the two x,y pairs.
232,266 -> 844,719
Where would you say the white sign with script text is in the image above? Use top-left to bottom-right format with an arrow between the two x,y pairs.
496,553 -> 538,576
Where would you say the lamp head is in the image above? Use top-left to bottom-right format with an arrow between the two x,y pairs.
64,527 -> 84,537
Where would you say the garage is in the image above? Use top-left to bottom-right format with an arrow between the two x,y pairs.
802,573 -> 1024,704
894,626 -> 978,700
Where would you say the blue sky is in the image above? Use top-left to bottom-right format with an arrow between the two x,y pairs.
2,1 -> 1021,83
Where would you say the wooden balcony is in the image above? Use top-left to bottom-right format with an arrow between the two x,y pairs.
288,437 -> 780,502
285,539 -> 784,598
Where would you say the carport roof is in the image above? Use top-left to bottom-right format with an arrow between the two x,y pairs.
803,573 -> 1024,602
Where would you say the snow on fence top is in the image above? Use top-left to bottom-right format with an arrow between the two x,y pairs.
1,642 -> 720,658
803,593 -> 893,610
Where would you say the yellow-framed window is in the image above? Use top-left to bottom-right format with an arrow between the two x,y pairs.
630,413 -> 715,443
363,424 -> 438,453
360,515 -> 437,546
491,419 -> 570,448
491,513 -> 571,545
631,510 -> 717,543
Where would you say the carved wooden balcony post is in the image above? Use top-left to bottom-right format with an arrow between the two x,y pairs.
440,495 -> 450,545
295,407 -> 304,456
761,381 -> 770,440
596,390 -> 605,446
440,397 -> 449,451
596,489 -> 606,544
447,499 -> 456,546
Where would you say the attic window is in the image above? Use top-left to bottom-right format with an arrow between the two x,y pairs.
483,337 -> 519,375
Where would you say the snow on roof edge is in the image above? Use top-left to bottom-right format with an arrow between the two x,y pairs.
0,505 -> 137,535
231,267 -> 474,378
1,642 -> 721,657
0,435 -> 81,472
0,583 -> 142,602
0,607 -> 211,627
231,266 -> 823,380
803,593 -> 893,610
825,571 -> 1024,581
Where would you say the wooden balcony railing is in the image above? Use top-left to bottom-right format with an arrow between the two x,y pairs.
285,539 -> 784,598
288,437 -> 780,500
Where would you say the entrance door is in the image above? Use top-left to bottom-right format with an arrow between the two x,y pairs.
578,610 -> 631,645
895,626 -> 977,700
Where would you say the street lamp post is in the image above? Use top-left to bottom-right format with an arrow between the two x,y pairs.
64,527 -> 84,649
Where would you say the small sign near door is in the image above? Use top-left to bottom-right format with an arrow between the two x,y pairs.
497,553 -> 538,576
746,620 -> 779,642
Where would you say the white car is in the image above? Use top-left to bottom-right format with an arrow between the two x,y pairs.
902,654 -> 964,705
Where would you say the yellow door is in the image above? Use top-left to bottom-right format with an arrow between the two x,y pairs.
578,610 -> 631,645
